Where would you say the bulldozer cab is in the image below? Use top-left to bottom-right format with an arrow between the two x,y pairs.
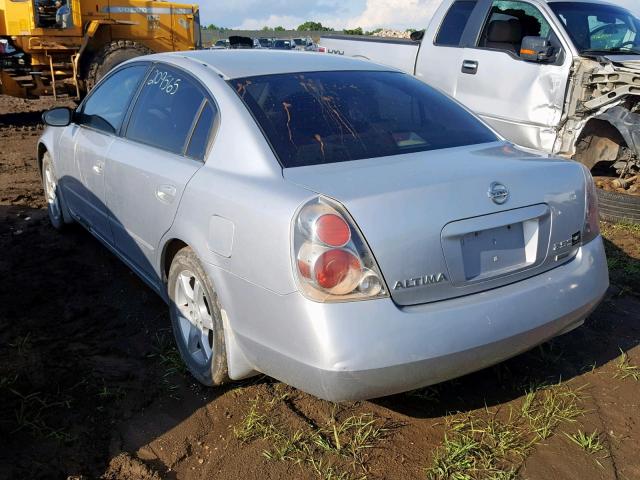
1,0 -> 200,99
0,0 -> 81,35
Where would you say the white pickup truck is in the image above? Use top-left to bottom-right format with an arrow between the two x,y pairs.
319,0 -> 640,222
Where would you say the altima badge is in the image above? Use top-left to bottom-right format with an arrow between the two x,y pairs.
488,182 -> 509,205
394,273 -> 448,290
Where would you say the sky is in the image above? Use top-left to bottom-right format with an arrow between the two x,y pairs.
198,0 -> 640,31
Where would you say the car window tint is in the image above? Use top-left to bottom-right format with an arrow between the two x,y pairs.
80,65 -> 147,134
435,1 -> 477,46
126,66 -> 205,154
186,101 -> 217,160
232,71 -> 497,168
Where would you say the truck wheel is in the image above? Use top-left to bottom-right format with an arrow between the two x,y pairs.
596,188 -> 640,224
85,40 -> 152,91
168,247 -> 229,386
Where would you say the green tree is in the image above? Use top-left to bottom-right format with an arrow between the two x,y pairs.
344,27 -> 363,35
261,26 -> 271,31
274,26 -> 286,32
297,21 -> 334,32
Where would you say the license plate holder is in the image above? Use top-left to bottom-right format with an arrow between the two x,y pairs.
461,223 -> 526,281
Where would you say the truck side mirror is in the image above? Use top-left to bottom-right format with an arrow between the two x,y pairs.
520,36 -> 556,63
42,107 -> 73,127
410,30 -> 425,42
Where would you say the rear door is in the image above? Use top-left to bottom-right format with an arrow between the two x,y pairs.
418,0 -> 480,96
106,63 -> 218,282
66,64 -> 148,242
453,0 -> 572,151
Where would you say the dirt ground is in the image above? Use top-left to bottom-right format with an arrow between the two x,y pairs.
0,95 -> 639,480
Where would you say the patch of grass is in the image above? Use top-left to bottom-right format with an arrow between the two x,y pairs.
234,399 -> 391,480
614,349 -> 640,381
8,332 -> 32,356
426,414 -> 524,480
10,389 -> 76,442
565,430 -> 604,454
405,385 -> 441,402
520,383 -> 586,440
600,221 -> 640,293
148,331 -> 188,398
426,383 -> 587,479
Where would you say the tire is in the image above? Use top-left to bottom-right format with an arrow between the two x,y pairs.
167,247 -> 229,386
85,40 -> 152,91
41,152 -> 68,231
597,188 -> 640,224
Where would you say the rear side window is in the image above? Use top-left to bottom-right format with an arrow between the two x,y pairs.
79,65 -> 147,134
126,65 -> 206,155
435,1 -> 477,46
232,71 -> 497,168
186,101 -> 217,160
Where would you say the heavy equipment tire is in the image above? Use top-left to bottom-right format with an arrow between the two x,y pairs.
85,40 -> 152,91
596,188 -> 640,224
168,247 -> 230,386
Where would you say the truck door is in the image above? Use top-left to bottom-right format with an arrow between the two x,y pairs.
416,0 -> 482,97
453,0 -> 572,152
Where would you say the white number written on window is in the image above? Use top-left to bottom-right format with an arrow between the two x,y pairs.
147,69 -> 181,95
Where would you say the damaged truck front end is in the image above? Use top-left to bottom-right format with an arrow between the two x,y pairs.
557,55 -> 640,182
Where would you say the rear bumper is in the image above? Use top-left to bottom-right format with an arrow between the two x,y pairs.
215,237 -> 609,401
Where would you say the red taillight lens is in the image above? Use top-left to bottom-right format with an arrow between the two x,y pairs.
292,197 -> 388,302
315,249 -> 361,290
316,214 -> 351,247
581,165 -> 600,244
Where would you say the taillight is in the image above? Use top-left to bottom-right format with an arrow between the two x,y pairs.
581,164 -> 600,244
292,197 -> 388,302
317,46 -> 327,53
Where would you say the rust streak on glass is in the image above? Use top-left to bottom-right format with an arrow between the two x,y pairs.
282,102 -> 294,145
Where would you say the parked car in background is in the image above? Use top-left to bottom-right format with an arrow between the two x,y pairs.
257,37 -> 273,48
211,39 -> 229,49
293,37 -> 314,50
319,0 -> 640,223
272,39 -> 293,50
38,50 -> 608,401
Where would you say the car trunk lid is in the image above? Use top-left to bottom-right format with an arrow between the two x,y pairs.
284,143 -> 587,306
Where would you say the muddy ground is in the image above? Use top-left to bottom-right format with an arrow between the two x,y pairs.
0,95 -> 639,480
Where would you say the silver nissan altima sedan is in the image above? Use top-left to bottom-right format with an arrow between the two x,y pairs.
38,50 -> 609,401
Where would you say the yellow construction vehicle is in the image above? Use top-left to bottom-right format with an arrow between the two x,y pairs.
0,0 -> 200,98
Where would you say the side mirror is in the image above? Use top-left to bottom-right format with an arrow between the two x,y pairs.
42,107 -> 73,127
410,30 -> 425,42
520,36 -> 556,63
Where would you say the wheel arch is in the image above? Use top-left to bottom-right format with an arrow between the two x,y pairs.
161,238 -> 189,285
160,236 -> 258,380
36,141 -> 49,176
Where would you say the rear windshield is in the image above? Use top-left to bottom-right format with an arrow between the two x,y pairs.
230,70 -> 497,168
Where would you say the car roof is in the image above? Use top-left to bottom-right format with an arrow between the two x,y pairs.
152,50 -> 394,80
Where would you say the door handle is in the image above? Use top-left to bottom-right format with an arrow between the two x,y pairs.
156,184 -> 177,204
92,162 -> 103,175
461,60 -> 479,74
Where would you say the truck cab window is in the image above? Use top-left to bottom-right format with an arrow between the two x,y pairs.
478,0 -> 553,56
435,1 -> 477,47
36,0 -> 72,29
